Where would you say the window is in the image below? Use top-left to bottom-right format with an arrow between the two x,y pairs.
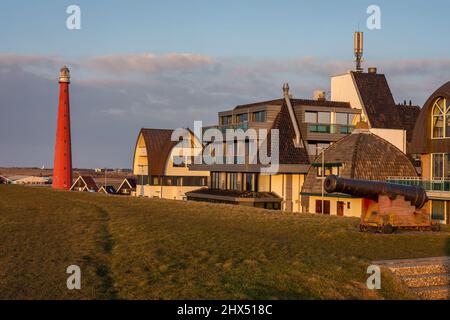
336,113 -> 359,134
317,167 -> 332,177
211,172 -> 220,189
315,200 -> 330,214
235,113 -> 248,123
431,200 -> 445,221
432,97 -> 450,138
173,156 -> 187,167
305,112 -> 317,123
318,112 -> 331,124
335,113 -> 348,125
252,111 -> 266,122
227,172 -> 239,190
308,142 -> 330,156
243,173 -> 257,191
221,115 -> 232,125
432,153 -> 450,180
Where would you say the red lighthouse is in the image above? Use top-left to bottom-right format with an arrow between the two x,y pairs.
52,66 -> 73,190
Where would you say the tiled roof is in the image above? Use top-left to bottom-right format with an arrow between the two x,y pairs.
301,130 -> 418,195
124,177 -> 137,188
396,103 -> 421,142
352,72 -> 403,129
78,175 -> 99,191
269,103 -> 310,165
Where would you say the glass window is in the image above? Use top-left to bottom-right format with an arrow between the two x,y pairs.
348,114 -> 359,125
336,113 -> 348,125
431,200 -> 445,221
252,111 -> 266,122
305,112 -> 317,123
318,112 -> 331,124
432,153 -> 444,180
432,98 -> 449,138
236,113 -> 248,123
221,115 -> 232,125
244,173 -> 257,191
173,156 -> 186,167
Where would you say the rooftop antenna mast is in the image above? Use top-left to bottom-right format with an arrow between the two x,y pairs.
354,31 -> 364,73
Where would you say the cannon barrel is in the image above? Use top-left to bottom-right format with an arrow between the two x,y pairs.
324,175 -> 428,209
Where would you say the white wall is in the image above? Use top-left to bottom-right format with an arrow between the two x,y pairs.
369,128 -> 406,153
331,73 -> 363,111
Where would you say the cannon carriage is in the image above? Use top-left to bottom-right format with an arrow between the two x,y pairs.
324,175 -> 440,233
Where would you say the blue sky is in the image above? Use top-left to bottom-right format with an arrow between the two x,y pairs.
1,0 -> 449,59
0,1 -> 449,168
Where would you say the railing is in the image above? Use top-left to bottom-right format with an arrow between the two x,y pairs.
203,122 -> 249,134
387,177 -> 450,192
307,123 -> 354,134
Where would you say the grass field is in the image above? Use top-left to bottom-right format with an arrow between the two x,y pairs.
0,185 -> 449,300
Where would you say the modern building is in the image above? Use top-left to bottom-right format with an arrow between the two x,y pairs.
390,81 -> 450,224
132,128 -> 209,200
70,175 -> 99,192
300,123 -> 419,217
188,84 -> 362,212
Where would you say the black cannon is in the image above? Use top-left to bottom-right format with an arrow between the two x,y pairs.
324,175 -> 428,209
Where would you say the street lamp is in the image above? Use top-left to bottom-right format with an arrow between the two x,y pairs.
138,164 -> 145,197
316,146 -> 326,214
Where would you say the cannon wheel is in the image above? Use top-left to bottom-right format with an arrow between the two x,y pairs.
431,223 -> 441,232
382,224 -> 394,234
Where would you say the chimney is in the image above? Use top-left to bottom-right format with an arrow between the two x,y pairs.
313,90 -> 326,101
368,67 -> 377,74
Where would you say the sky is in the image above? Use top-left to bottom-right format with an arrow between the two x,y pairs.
1,0 -> 449,168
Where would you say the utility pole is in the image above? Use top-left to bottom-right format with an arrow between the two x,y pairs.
316,146 -> 326,214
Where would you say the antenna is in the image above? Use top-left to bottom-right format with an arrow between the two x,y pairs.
354,31 -> 363,73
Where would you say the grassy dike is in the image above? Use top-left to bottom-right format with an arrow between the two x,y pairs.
0,185 -> 449,299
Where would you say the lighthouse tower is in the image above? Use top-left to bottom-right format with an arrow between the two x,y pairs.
52,66 -> 73,190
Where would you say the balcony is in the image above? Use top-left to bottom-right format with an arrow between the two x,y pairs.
307,123 -> 354,135
387,177 -> 450,192
203,122 -> 249,135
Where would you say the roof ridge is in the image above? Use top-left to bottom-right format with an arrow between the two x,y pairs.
350,134 -> 363,178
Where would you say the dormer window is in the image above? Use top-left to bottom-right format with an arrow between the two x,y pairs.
432,97 -> 449,138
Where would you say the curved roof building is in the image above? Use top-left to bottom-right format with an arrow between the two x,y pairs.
410,81 -> 450,154
301,126 -> 418,216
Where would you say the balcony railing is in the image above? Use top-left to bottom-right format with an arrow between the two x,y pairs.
203,122 -> 249,134
307,123 -> 354,134
387,177 -> 450,192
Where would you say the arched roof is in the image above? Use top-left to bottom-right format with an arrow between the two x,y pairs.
301,131 -> 418,195
410,81 -> 450,154
133,128 -> 197,175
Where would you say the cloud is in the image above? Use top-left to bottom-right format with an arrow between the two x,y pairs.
0,53 -> 449,168
87,53 -> 214,74
0,54 -> 64,68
